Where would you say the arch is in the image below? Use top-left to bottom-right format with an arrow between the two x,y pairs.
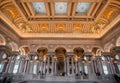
7,41 -> 18,51
36,47 -> 48,60
116,36 -> 120,46
55,47 -> 67,61
0,34 -> 6,45
104,43 -> 115,52
35,45 -> 49,52
19,45 -> 30,55
91,47 -> 102,57
73,47 -> 84,58
53,45 -> 68,52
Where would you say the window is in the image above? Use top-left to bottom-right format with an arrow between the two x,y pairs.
103,64 -> 108,75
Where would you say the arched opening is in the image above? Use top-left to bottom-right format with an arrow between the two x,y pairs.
37,47 -> 48,59
55,47 -> 66,75
73,47 -> 84,59
73,47 -> 86,74
19,46 -> 30,55
7,41 -> 18,51
36,47 -> 48,74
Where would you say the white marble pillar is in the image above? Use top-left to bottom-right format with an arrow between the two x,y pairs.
99,59 -> 104,75
47,57 -> 50,75
29,61 -> 33,74
51,57 -> 54,75
72,57 -> 74,75
8,57 -> 13,73
64,59 -> 66,74
18,59 -> 24,73
55,59 -> 57,75
40,61 -> 43,74
108,56 -> 115,74
78,61 -> 81,74
75,61 -> 78,74
26,60 -> 30,74
89,60 -> 97,80
67,57 -> 70,75
43,61 -> 46,74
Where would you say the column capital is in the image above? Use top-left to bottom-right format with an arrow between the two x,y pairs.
102,52 -> 111,56
10,51 -> 20,56
112,46 -> 120,53
84,52 -> 92,56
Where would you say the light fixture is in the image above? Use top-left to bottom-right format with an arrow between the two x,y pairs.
34,56 -> 38,60
16,55 -> 20,60
2,53 -> 7,59
115,54 -> 119,60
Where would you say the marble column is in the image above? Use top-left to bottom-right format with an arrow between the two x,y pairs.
26,60 -> 30,74
72,57 -> 74,75
54,59 -> 57,75
51,57 -> 54,75
6,56 -> 13,73
40,61 -> 43,74
78,61 -> 81,74
47,56 -> 50,75
67,56 -> 70,75
64,59 -> 67,74
43,61 -> 46,74
75,61 -> 78,74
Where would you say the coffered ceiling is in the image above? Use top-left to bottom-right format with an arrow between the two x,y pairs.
0,0 -> 120,38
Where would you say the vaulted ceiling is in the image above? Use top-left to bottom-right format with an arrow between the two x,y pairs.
0,0 -> 120,38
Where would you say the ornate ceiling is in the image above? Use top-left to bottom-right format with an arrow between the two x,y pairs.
0,0 -> 120,38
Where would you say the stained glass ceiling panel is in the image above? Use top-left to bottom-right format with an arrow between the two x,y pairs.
55,2 -> 67,14
32,2 -> 46,14
76,2 -> 91,14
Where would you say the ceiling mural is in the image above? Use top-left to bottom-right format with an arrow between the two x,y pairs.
0,0 -> 120,38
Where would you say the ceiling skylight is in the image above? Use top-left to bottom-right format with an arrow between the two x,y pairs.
55,2 -> 67,14
76,2 -> 91,14
32,2 -> 46,14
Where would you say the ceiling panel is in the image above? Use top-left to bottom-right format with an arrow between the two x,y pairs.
76,2 -> 91,14
31,2 -> 46,14
1,0 -> 119,38
55,2 -> 67,15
